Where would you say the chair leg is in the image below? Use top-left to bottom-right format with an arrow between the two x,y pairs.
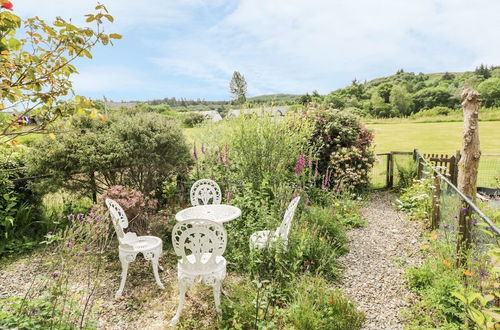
213,280 -> 222,313
151,249 -> 164,289
169,277 -> 191,326
116,252 -> 135,299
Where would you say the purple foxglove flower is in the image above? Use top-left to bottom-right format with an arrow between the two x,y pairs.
193,143 -> 198,160
294,154 -> 306,174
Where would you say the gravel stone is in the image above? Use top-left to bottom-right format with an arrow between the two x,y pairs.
337,191 -> 424,330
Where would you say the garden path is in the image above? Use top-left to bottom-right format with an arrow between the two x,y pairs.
337,191 -> 424,329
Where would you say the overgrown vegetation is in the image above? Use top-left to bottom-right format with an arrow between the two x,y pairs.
1,103 -> 371,328
398,178 -> 500,329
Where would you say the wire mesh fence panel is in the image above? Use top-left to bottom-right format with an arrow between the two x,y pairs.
393,153 -> 416,189
437,178 -> 462,244
478,154 -> 500,188
417,154 -> 499,292
370,153 -> 388,189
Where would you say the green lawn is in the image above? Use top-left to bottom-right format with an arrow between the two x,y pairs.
367,121 -> 500,188
366,121 -> 500,154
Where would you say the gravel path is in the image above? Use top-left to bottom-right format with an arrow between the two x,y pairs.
338,191 -> 424,330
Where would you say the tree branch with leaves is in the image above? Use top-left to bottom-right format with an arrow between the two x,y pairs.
0,2 -> 121,144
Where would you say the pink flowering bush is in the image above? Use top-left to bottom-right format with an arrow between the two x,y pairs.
97,185 -> 158,234
303,104 -> 375,192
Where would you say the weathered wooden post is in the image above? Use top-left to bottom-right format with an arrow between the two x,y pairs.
456,87 -> 481,266
431,172 -> 441,230
387,152 -> 394,188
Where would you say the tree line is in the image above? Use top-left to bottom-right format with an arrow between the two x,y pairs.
300,65 -> 500,118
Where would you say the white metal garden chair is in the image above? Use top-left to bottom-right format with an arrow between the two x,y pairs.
250,196 -> 300,249
169,219 -> 227,326
190,179 -> 222,206
105,198 -> 164,299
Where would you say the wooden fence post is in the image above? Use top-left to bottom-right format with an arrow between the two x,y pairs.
451,150 -> 460,186
456,87 -> 481,266
431,173 -> 441,230
387,153 -> 394,188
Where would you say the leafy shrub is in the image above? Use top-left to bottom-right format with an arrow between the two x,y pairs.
303,104 -> 375,192
396,176 -> 433,221
182,112 -> 205,127
287,276 -> 365,329
290,221 -> 345,279
27,113 -> 192,199
0,153 -> 46,256
395,159 -> 418,189
405,257 -> 468,328
220,275 -> 365,329
225,114 -> 312,190
411,106 -> 455,118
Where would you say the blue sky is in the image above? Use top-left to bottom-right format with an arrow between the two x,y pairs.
14,0 -> 500,101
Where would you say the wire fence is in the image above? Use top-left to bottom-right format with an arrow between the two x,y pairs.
370,151 -> 416,189
478,154 -> 500,188
416,152 -> 499,275
371,151 -> 500,190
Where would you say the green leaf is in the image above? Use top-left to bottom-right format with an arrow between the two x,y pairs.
483,310 -> 500,321
81,49 -> 93,59
109,33 -> 122,39
6,38 -> 21,51
451,291 -> 467,305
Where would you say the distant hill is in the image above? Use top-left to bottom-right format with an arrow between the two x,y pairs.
315,65 -> 500,118
101,65 -> 500,118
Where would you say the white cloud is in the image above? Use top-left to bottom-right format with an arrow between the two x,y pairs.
152,0 -> 500,96
12,0 -> 500,98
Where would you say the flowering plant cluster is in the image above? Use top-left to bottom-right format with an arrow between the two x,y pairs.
302,104 -> 374,192
98,185 -> 158,234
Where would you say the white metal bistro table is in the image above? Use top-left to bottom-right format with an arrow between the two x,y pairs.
175,204 -> 241,224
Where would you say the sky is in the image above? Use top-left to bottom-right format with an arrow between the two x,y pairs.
12,0 -> 500,101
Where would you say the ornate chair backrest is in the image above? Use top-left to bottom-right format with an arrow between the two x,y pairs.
190,179 -> 222,206
275,196 -> 300,241
172,219 -> 227,272
105,198 -> 129,244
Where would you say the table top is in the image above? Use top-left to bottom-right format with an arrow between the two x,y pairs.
175,204 -> 242,223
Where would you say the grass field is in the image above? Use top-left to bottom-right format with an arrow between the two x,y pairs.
366,121 -> 500,154
366,121 -> 500,188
